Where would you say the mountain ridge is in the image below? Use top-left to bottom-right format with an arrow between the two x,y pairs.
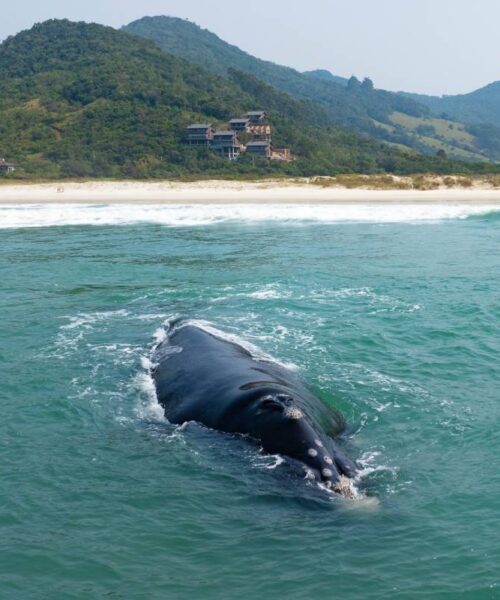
0,19 -> 497,179
124,17 -> 500,162
0,19 -> 462,179
400,81 -> 500,128
123,18 -> 431,138
303,70 -> 349,86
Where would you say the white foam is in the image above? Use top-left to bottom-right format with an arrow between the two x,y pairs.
152,327 -> 168,345
140,356 -> 153,370
248,285 -> 292,300
60,309 -> 129,330
310,287 -> 422,314
253,453 -> 286,470
0,202 -> 498,228
135,313 -> 169,321
356,450 -> 399,482
133,368 -> 166,423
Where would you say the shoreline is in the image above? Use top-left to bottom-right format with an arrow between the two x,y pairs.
1,179 -> 500,204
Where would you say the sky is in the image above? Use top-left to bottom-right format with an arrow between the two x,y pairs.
1,0 -> 499,96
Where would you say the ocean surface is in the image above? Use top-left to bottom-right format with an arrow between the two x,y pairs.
1,203 -> 499,599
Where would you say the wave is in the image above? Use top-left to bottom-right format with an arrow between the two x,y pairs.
1,202 -> 499,228
133,359 -> 166,423
467,208 -> 500,223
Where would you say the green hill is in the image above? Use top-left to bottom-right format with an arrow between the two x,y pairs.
402,82 -> 500,128
123,18 -> 429,135
399,83 -> 500,159
0,19 -> 387,178
123,16 -> 500,163
0,19 -> 255,178
1,19 -> 485,180
304,70 -> 500,157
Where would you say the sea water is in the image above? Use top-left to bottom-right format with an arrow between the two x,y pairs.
1,203 -> 499,599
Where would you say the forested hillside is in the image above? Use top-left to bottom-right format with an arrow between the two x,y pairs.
1,19 -> 488,179
124,17 -> 500,162
402,82 -> 500,128
0,19 -> 498,179
124,17 -> 429,136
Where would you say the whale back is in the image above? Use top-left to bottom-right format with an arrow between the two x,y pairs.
152,323 -> 345,438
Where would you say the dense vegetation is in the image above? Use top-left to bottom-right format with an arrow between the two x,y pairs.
124,18 -> 429,138
124,17 -> 500,162
0,19 -> 498,180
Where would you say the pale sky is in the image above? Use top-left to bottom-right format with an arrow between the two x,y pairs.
1,0 -> 499,96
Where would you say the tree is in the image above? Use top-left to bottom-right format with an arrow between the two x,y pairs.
361,77 -> 374,92
347,76 -> 361,92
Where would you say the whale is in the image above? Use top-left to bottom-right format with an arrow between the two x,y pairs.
151,320 -> 358,495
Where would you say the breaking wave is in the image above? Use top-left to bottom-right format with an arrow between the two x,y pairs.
1,202 -> 499,228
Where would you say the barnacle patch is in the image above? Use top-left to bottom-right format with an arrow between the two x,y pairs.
284,406 -> 304,420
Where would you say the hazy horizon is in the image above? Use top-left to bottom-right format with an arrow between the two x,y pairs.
1,0 -> 500,96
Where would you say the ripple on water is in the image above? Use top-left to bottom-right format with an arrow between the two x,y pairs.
3,217 -> 499,599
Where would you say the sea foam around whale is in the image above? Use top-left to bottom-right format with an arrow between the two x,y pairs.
0,202 -> 499,228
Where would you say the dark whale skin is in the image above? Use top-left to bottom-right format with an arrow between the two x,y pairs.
152,321 -> 357,490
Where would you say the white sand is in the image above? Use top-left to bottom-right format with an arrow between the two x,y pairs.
1,180 -> 500,204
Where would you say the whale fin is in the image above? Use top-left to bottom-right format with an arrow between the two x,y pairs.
320,410 -> 346,438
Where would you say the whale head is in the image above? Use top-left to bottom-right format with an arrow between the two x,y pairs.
245,390 -> 357,495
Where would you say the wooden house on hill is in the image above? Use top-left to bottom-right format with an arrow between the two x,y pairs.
246,141 -> 271,159
249,123 -> 272,142
213,130 -> 239,145
186,124 -> 214,146
0,158 -> 16,174
212,131 -> 242,160
185,109 -> 290,161
246,111 -> 267,124
229,118 -> 250,132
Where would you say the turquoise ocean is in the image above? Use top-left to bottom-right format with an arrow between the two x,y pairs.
1,202 -> 499,599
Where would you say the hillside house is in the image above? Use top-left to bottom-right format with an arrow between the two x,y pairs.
186,110 -> 290,161
0,158 -> 16,174
249,123 -> 272,142
186,124 -> 214,146
247,111 -> 267,124
212,131 -> 242,160
229,118 -> 250,132
246,141 -> 271,159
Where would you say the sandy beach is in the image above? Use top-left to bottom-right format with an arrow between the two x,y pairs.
1,179 -> 500,204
